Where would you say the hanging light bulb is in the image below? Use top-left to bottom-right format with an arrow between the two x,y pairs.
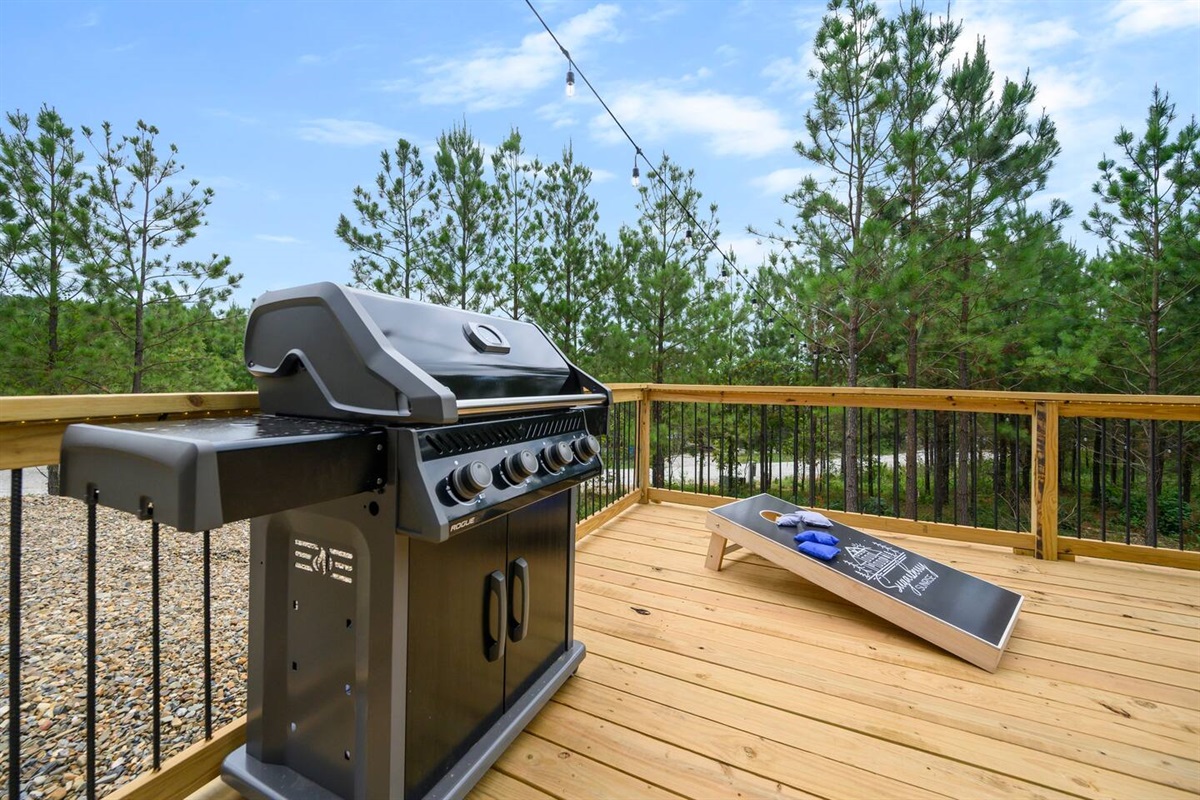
721,265 -> 729,278
684,229 -> 693,247
631,162 -> 640,188
565,64 -> 576,98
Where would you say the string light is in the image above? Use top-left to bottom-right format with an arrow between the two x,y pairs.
684,229 -> 693,247
566,63 -> 576,97
524,0 -> 812,349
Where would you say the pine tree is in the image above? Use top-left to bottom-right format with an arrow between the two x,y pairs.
83,119 -> 241,393
0,106 -> 97,393
754,0 -> 898,512
490,128 -> 543,320
935,39 -> 1063,523
527,143 -> 612,365
1084,86 -> 1199,396
1083,86 -> 1199,542
336,138 -> 434,298
425,120 -> 495,311
614,154 -> 721,486
884,3 -> 960,517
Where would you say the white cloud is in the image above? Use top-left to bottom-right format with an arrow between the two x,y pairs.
1106,0 -> 1200,37
640,1 -> 686,23
75,10 -> 100,28
537,101 -> 579,130
949,2 -> 1092,122
388,4 -> 621,111
751,167 -> 807,196
593,87 -> 797,157
297,119 -> 401,146
256,234 -> 302,244
720,236 -> 777,269
590,168 -> 615,183
715,44 -> 739,65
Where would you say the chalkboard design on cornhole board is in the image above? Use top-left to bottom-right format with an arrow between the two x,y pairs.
705,494 -> 1023,672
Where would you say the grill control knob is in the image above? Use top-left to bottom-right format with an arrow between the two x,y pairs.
503,450 -> 539,484
573,435 -> 601,463
543,441 -> 574,472
450,460 -> 492,502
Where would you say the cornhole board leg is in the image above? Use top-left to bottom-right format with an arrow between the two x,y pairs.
705,494 -> 1023,673
705,532 -> 741,571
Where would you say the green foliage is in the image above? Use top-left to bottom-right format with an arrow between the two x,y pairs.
0,105 -> 94,392
526,143 -> 614,370
610,154 -> 723,385
82,119 -> 241,392
1083,86 -> 1200,395
336,139 -> 434,298
490,128 -> 544,320
425,120 -> 496,311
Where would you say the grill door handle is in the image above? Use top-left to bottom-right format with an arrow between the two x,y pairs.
485,570 -> 507,662
509,557 -> 530,643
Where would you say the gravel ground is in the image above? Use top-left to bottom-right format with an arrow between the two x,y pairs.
1,495 -> 250,800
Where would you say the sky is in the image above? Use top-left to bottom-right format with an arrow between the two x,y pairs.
2,0 -> 1198,308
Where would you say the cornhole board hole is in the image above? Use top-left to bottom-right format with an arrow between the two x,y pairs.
705,494 -> 1023,672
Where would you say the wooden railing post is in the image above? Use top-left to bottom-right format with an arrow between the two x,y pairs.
1031,400 -> 1060,560
637,387 -> 652,503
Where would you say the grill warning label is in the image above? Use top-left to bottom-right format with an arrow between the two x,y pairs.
293,538 -> 355,585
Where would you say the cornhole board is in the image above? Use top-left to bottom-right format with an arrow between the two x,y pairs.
705,494 -> 1023,672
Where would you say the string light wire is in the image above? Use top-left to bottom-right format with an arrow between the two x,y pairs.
523,0 -> 809,348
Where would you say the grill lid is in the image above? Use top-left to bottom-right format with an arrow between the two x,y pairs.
245,282 -> 609,425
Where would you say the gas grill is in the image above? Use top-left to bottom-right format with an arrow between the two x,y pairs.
58,282 -> 609,800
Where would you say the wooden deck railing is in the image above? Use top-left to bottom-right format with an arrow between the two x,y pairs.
2,384 -> 1197,799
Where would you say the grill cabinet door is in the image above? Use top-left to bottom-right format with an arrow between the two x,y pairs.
405,518 -> 508,799
504,491 -> 571,707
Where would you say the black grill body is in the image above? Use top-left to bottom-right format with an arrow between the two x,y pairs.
58,282 -> 609,800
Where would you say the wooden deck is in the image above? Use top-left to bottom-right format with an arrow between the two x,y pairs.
198,501 -> 1200,800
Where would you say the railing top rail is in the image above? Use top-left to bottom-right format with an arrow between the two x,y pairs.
4,386 -> 1198,425
606,383 -> 1200,420
0,392 -> 259,425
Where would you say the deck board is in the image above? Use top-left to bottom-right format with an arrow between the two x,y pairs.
195,501 -> 1200,800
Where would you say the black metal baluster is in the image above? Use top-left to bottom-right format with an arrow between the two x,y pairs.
1124,418 -> 1132,545
760,405 -> 768,494
1101,418 -> 1108,542
204,528 -> 213,739
1014,415 -> 1022,532
933,411 -> 940,524
1080,419 -> 1089,537
951,413 -> 957,525
1179,420 -> 1186,550
9,470 -> 22,800
664,402 -> 671,489
152,519 -> 161,769
893,409 -> 900,518
734,404 -> 740,496
793,406 -> 800,503
87,486 -> 98,800
842,407 -> 848,511
972,414 -> 979,527
992,415 -> 999,530
824,407 -> 830,506
1150,418 -> 1159,547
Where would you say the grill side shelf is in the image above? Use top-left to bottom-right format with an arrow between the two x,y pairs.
59,416 -> 386,531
